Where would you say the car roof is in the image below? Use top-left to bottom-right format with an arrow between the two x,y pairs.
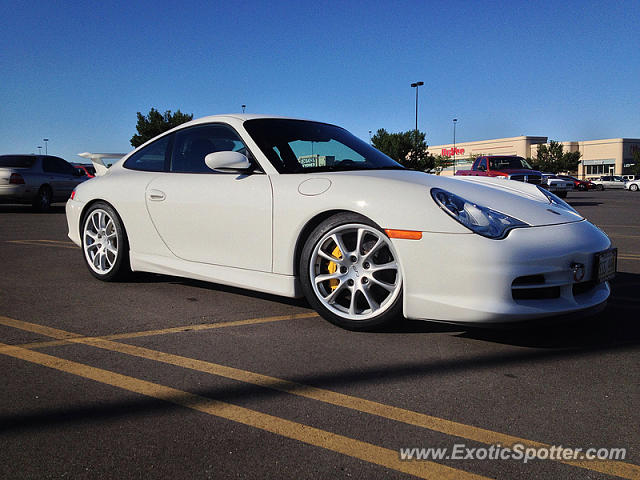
183,113 -> 311,127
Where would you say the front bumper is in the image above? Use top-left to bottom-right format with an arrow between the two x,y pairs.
395,219 -> 612,323
66,197 -> 84,246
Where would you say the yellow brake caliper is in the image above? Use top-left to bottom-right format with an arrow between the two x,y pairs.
327,245 -> 342,290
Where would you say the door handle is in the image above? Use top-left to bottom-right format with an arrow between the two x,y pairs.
148,189 -> 166,201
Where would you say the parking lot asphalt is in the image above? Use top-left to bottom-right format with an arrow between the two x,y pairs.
0,190 -> 638,479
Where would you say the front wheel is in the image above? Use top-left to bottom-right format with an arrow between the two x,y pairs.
630,184 -> 639,192
597,184 -> 605,191
300,213 -> 403,330
82,202 -> 130,281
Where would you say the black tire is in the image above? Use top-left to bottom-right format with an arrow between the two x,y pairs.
300,212 -> 403,331
630,184 -> 639,192
597,184 -> 604,191
557,191 -> 568,198
81,202 -> 131,281
32,185 -> 52,212
577,184 -> 586,191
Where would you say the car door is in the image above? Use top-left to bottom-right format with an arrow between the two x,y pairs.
145,123 -> 272,272
41,157 -> 77,200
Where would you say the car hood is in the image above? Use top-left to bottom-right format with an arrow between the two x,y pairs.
315,170 -> 583,228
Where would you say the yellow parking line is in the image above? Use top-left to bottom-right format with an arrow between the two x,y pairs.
6,239 -> 77,249
618,254 -> 640,260
1,316 -> 638,479
0,341 -> 485,480
597,225 -> 640,229
608,234 -> 640,240
7,313 -> 319,350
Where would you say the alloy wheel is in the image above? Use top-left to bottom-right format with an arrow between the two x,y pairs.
83,209 -> 119,275
309,224 -> 402,321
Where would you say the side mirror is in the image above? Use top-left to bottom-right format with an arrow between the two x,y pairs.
204,151 -> 251,173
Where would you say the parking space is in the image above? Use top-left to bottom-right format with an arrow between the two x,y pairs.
1,190 -> 639,479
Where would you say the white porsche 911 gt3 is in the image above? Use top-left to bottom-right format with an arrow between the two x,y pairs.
66,114 -> 616,330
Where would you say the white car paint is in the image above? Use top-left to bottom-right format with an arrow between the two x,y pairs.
67,114 -> 613,325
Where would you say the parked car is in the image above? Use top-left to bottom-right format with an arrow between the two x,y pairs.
454,155 -> 543,185
541,173 -> 574,198
624,179 -> 640,192
72,163 -> 96,178
66,114 -> 614,330
591,176 -> 627,190
1,154 -> 87,211
622,175 -> 639,182
557,175 -> 595,191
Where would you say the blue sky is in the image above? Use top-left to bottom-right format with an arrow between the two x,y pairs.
1,0 -> 638,162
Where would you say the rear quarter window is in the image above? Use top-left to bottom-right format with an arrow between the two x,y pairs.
0,156 -> 36,168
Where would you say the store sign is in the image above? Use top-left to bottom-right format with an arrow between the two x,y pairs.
442,147 -> 465,156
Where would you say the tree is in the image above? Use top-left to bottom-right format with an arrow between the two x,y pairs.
371,128 -> 435,171
130,108 -> 194,147
433,155 -> 453,175
530,140 -> 581,173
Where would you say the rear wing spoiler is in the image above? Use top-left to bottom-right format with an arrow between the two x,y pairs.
77,152 -> 127,176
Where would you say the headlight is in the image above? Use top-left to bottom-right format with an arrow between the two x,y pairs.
431,188 -> 529,239
536,185 -> 578,213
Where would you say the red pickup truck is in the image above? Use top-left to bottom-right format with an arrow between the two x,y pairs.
455,156 -> 543,186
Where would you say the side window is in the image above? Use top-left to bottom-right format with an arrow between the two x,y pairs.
477,158 -> 487,171
171,124 -> 247,173
42,157 -> 75,175
42,157 -> 55,173
55,157 -> 76,176
124,136 -> 171,172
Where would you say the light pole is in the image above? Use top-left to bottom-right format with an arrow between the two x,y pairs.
452,119 -> 458,175
43,138 -> 49,155
241,104 -> 246,113
37,146 -> 42,155
410,81 -> 424,147
368,130 -> 372,144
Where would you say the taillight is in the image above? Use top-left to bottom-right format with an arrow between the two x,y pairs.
70,189 -> 76,200
9,173 -> 25,184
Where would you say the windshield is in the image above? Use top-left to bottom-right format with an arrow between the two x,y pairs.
243,119 -> 404,173
488,156 -> 533,170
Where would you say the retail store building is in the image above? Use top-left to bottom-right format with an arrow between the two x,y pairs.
428,136 -> 640,179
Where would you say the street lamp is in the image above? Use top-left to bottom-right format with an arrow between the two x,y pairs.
37,146 -> 42,154
43,138 -> 49,155
241,104 -> 246,113
410,81 -> 424,146
452,119 -> 458,175
368,130 -> 372,144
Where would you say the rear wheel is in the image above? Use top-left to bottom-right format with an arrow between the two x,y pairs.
556,191 -> 568,198
32,185 -> 52,212
597,184 -> 605,191
300,213 -> 403,330
630,184 -> 639,192
82,202 -> 130,281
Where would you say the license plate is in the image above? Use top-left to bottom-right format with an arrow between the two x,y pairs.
594,248 -> 617,283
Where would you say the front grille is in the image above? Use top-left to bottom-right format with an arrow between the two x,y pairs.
509,174 -> 542,185
511,274 -> 560,300
572,280 -> 597,296
512,286 -> 561,300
